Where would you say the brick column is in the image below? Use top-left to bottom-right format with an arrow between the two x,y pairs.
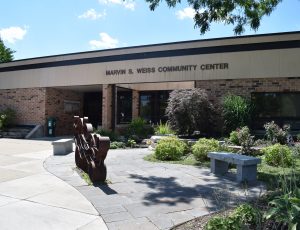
102,84 -> 113,130
132,90 -> 139,120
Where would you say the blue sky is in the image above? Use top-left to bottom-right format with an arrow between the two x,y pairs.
1,0 -> 299,60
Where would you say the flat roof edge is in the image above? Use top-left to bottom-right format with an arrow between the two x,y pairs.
2,30 -> 300,64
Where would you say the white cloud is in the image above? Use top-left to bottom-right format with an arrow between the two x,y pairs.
89,32 -> 119,49
176,7 -> 196,20
99,0 -> 135,11
0,26 -> 27,43
78,9 -> 106,20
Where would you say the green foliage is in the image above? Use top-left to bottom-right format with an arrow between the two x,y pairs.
229,130 -> 240,145
264,121 -> 290,144
166,89 -> 215,136
233,203 -> 262,226
155,137 -> 187,161
264,189 -> 300,230
110,141 -> 126,149
126,139 -> 136,148
144,0 -> 282,35
237,126 -> 255,156
95,129 -> 119,142
297,133 -> 300,142
222,94 -> 252,133
0,38 -> 14,63
154,121 -> 175,135
128,117 -> 153,141
204,215 -> 242,230
262,144 -> 293,167
192,138 -> 220,161
0,108 -> 16,130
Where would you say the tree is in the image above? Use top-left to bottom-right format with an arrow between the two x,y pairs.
0,37 -> 14,63
144,0 -> 282,35
166,89 -> 215,136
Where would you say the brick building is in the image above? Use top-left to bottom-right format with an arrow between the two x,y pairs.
0,31 -> 299,136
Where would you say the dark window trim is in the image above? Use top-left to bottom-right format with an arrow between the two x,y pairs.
1,39 -> 299,73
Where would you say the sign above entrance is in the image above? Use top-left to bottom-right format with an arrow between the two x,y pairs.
105,63 -> 229,76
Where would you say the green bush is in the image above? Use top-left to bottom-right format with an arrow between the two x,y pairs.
264,121 -> 290,145
233,203 -> 262,226
126,139 -> 136,148
229,130 -> 240,145
154,121 -> 175,135
222,94 -> 252,133
110,141 -> 126,149
205,215 -> 242,230
0,108 -> 16,130
128,117 -> 153,141
155,137 -> 187,161
95,129 -> 119,142
192,138 -> 220,161
237,126 -> 254,155
262,144 -> 293,167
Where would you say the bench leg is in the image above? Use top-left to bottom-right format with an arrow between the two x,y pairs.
210,159 -> 229,175
237,165 -> 257,182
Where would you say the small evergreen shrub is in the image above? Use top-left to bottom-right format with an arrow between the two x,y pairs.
155,137 -> 186,161
229,130 -> 240,145
192,138 -> 220,161
154,121 -> 175,135
237,126 -> 255,155
262,144 -> 293,167
264,121 -> 290,144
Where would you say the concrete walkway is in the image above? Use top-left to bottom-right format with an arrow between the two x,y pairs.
0,138 -> 107,230
45,148 -> 265,230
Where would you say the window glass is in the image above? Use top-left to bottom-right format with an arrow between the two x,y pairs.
117,91 -> 132,124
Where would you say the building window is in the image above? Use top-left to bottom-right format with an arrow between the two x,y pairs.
139,91 -> 170,124
117,91 -> 132,124
64,100 -> 80,114
251,92 -> 300,130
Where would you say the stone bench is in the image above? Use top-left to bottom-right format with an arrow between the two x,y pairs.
52,139 -> 73,155
207,152 -> 261,182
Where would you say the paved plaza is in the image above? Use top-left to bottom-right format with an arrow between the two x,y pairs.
0,138 -> 265,230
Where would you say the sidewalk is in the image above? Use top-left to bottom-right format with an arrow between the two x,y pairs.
0,138 -> 107,230
45,148 -> 265,230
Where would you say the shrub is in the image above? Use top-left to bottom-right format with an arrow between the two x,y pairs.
237,126 -> 255,155
192,138 -> 220,161
95,129 -> 119,142
264,121 -> 290,144
110,141 -> 126,149
297,133 -> 300,142
165,89 -> 215,136
205,215 -> 242,230
127,117 -> 153,141
155,137 -> 187,161
0,108 -> 16,130
233,203 -> 262,226
154,121 -> 175,135
222,94 -> 252,133
126,139 -> 136,148
229,130 -> 240,145
262,144 -> 293,167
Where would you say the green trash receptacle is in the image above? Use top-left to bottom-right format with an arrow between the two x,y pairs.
47,117 -> 57,137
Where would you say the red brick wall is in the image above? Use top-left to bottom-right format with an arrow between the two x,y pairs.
0,88 -> 46,125
45,88 -> 83,136
196,77 -> 300,104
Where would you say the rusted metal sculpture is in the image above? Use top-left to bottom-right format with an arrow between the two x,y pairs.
73,116 -> 110,183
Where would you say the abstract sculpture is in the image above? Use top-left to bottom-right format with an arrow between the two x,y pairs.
73,116 -> 110,182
